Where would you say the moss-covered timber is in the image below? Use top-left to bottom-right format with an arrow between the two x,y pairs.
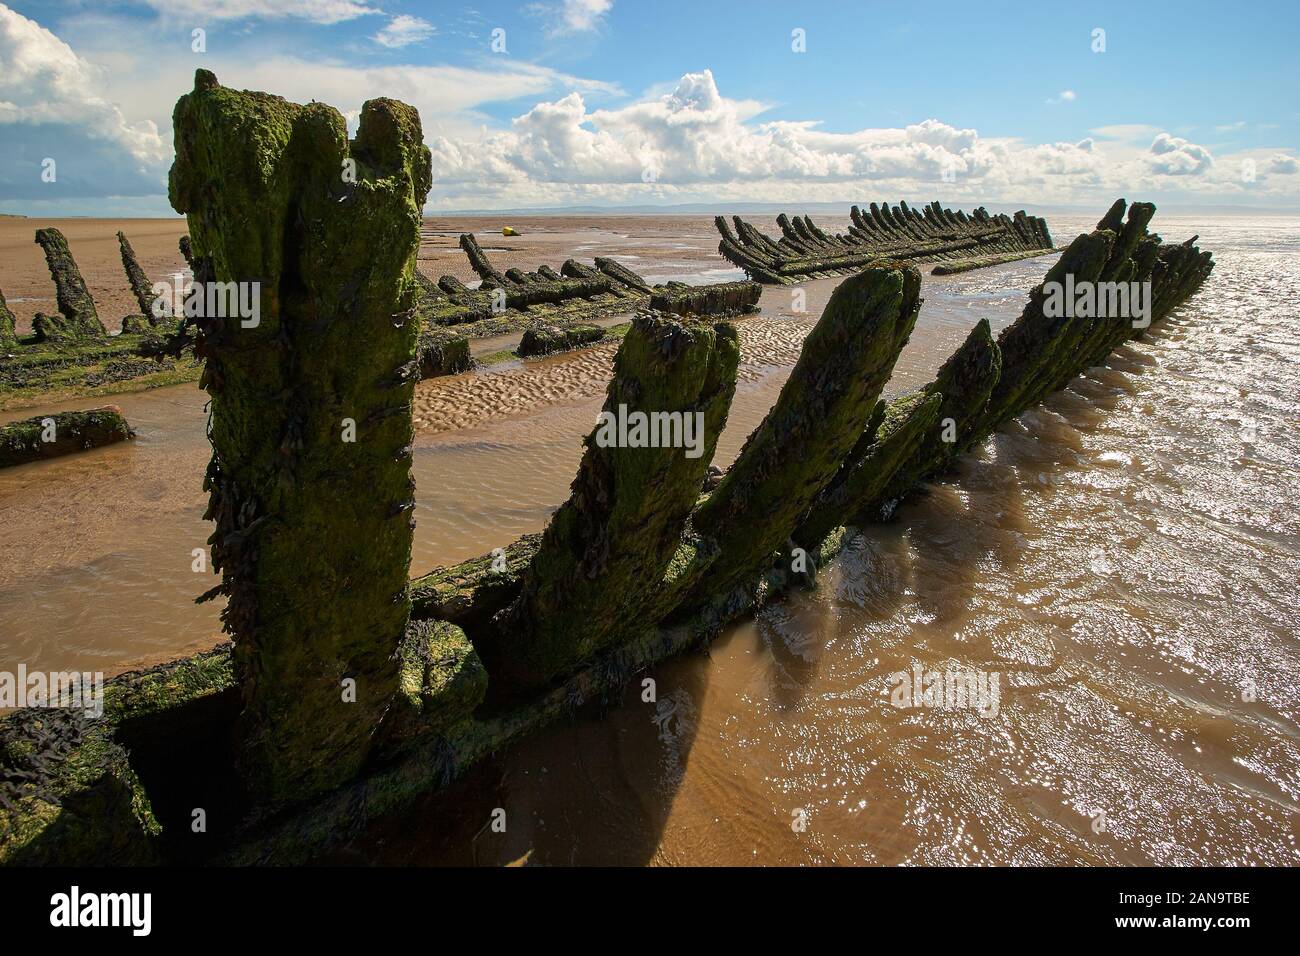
806,201 -> 1212,540
417,326 -> 472,377
685,263 -> 921,603
717,202 -> 1055,284
0,229 -> 197,407
965,200 -> 1213,446
0,645 -> 235,865
650,279 -> 761,317
0,708 -> 161,866
31,228 -> 107,343
845,316 -> 1003,518
410,533 -> 541,631
169,69 -> 433,803
406,235 -> 759,379
478,313 -> 741,692
0,338 -> 198,411
931,248 -> 1058,275
117,231 -> 167,325
793,392 -> 943,549
0,288 -> 16,351
0,406 -> 134,468
378,620 -> 488,755
517,322 -> 606,356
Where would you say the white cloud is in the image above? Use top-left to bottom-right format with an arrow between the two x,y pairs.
1147,132 -> 1213,176
426,69 -> 1079,197
372,15 -> 436,49
417,70 -> 1300,209
136,0 -> 381,23
0,5 -> 167,199
1046,90 -> 1076,105
529,0 -> 613,35
1268,154 -> 1298,174
562,0 -> 613,31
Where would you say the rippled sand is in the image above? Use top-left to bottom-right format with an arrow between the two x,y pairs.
412,311 -> 818,436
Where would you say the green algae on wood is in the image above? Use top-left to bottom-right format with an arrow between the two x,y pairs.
169,69 -> 433,803
408,234 -> 758,382
686,263 -> 922,602
0,198 -> 1217,868
31,228 -> 107,343
0,406 -> 133,468
479,313 -> 740,693
718,202 -> 1055,284
417,326 -> 473,377
931,247 -> 1058,275
0,708 -> 161,866
1,231 -> 194,407
117,231 -> 167,325
0,288 -> 17,351
410,533 -> 540,631
0,346 -> 200,412
378,620 -> 488,755
965,200 -> 1212,448
793,391 -> 943,549
517,322 -> 606,357
650,279 -> 761,317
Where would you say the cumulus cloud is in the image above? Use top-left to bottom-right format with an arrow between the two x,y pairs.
137,0 -> 380,23
1268,154 -> 1298,174
0,5 -> 168,199
1046,90 -> 1076,105
425,69 -> 1115,206
372,15 -> 436,49
1147,132 -> 1213,175
418,72 -> 1300,209
429,70 -> 1004,189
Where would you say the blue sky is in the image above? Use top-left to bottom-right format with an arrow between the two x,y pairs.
2,0 -> 1298,215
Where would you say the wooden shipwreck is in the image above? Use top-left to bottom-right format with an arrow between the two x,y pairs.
0,229 -> 196,409
1,201 -> 758,410
0,74 -> 1214,866
716,201 -> 1057,283
415,233 -> 759,375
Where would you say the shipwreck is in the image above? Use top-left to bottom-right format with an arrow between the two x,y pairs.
0,230 -> 196,409
413,232 -> 759,375
0,73 -> 1213,866
716,202 -> 1057,284
1,208 -> 757,410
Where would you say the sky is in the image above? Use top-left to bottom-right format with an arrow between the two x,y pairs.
1,0 -> 1298,216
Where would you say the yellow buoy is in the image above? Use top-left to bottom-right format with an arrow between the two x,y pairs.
502,226 -> 520,237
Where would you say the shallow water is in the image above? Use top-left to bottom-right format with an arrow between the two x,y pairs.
2,215 -> 1298,865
